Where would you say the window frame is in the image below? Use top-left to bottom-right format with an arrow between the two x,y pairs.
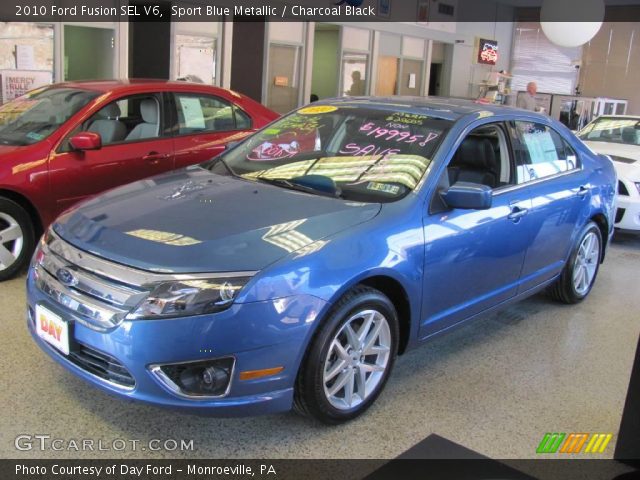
505,120 -> 582,189
169,92 -> 251,138
429,121 -> 517,213
58,92 -> 169,153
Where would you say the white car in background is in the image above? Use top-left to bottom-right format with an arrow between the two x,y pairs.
578,115 -> 640,232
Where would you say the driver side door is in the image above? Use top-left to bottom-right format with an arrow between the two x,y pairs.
419,122 -> 534,338
48,92 -> 174,215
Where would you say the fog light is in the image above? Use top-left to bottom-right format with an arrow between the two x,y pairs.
150,357 -> 234,398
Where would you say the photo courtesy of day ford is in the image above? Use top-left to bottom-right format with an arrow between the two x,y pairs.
1,0 -> 639,479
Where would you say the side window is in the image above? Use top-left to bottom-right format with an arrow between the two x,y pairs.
511,121 -> 578,184
60,94 -> 162,151
447,123 -> 512,190
234,106 -> 252,130
174,94 -> 243,135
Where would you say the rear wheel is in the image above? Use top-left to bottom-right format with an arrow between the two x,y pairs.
294,286 -> 399,424
548,221 -> 602,304
0,198 -> 35,281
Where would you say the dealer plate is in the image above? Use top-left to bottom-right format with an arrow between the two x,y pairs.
35,304 -> 70,355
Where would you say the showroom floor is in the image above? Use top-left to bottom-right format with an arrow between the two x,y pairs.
1,234 -> 639,460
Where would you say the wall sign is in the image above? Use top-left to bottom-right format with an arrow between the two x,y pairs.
0,70 -> 52,103
477,38 -> 499,65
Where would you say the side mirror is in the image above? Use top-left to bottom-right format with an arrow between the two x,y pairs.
69,132 -> 102,151
441,182 -> 493,210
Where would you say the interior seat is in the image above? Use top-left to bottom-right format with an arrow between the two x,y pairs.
448,136 -> 499,188
87,103 -> 127,144
125,98 -> 159,140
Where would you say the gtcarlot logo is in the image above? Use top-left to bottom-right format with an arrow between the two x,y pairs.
14,434 -> 195,452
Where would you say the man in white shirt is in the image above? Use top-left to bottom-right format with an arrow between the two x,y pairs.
517,82 -> 538,111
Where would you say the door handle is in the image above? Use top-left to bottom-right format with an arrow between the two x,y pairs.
508,205 -> 529,222
577,186 -> 589,198
142,152 -> 169,164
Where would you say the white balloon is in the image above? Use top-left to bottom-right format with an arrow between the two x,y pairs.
540,0 -> 604,48
540,22 -> 603,48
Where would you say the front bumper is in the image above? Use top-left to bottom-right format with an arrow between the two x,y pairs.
27,271 -> 327,416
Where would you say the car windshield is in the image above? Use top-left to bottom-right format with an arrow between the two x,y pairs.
578,117 -> 640,147
211,105 -> 451,202
0,87 -> 98,146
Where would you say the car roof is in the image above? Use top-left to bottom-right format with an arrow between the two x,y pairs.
50,79 -> 243,96
592,115 -> 640,120
319,96 -> 541,122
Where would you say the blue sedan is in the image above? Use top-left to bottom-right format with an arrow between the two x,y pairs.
27,98 -> 617,423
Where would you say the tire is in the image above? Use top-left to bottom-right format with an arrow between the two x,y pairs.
0,198 -> 35,281
294,286 -> 399,424
548,221 -> 602,304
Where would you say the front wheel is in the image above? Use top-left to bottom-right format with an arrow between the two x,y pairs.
294,286 -> 399,424
0,198 -> 35,281
548,221 -> 602,304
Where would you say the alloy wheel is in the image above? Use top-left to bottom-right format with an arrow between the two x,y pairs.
573,231 -> 600,296
322,309 -> 391,410
0,212 -> 24,272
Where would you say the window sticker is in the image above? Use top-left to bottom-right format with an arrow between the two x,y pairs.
384,112 -> 430,126
298,105 -> 338,115
179,97 -> 205,129
522,130 -> 558,164
366,182 -> 400,195
247,141 -> 301,161
25,131 -> 45,142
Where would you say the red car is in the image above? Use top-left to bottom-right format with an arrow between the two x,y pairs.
0,80 -> 278,280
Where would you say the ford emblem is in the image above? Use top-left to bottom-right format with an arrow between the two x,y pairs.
56,268 -> 78,287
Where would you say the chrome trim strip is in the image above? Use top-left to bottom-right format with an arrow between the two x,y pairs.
48,230 -> 258,285
34,265 -> 127,331
493,167 -> 585,197
148,357 -> 236,400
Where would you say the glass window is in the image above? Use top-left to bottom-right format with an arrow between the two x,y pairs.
174,34 -> 217,84
578,117 -> 640,147
0,87 -> 97,146
174,94 -> 238,134
234,106 -> 252,130
267,44 -> 301,114
64,25 -> 115,81
511,122 -> 578,183
447,124 -> 512,189
208,106 -> 452,203
60,94 -> 162,151
342,53 -> 368,96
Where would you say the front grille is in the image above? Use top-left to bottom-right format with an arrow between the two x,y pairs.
68,343 -> 135,389
618,181 -> 630,196
33,232 -> 150,331
615,208 -> 626,224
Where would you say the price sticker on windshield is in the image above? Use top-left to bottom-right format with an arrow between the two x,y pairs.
298,106 -> 338,115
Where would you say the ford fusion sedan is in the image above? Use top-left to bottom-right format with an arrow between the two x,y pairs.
0,80 -> 278,280
27,98 -> 616,424
577,115 -> 640,232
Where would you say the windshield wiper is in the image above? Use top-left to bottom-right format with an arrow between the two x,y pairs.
256,176 -> 343,199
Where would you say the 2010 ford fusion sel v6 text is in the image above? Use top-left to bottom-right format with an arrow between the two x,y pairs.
27,98 -> 617,423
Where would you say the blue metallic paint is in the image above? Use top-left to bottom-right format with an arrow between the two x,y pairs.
27,100 -> 617,415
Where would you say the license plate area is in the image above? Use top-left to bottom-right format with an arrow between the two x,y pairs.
35,304 -> 70,355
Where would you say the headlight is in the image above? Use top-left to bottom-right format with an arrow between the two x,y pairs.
127,277 -> 251,320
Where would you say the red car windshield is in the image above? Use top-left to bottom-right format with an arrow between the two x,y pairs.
0,87 -> 98,146
215,105 -> 451,202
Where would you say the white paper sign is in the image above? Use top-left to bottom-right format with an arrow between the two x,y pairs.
0,70 -> 52,103
16,45 -> 35,70
179,96 -> 205,129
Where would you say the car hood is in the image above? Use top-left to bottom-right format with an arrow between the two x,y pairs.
53,167 -> 381,273
582,141 -> 640,180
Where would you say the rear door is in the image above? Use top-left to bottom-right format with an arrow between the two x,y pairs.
507,120 -> 589,292
171,92 -> 254,169
49,92 -> 174,213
